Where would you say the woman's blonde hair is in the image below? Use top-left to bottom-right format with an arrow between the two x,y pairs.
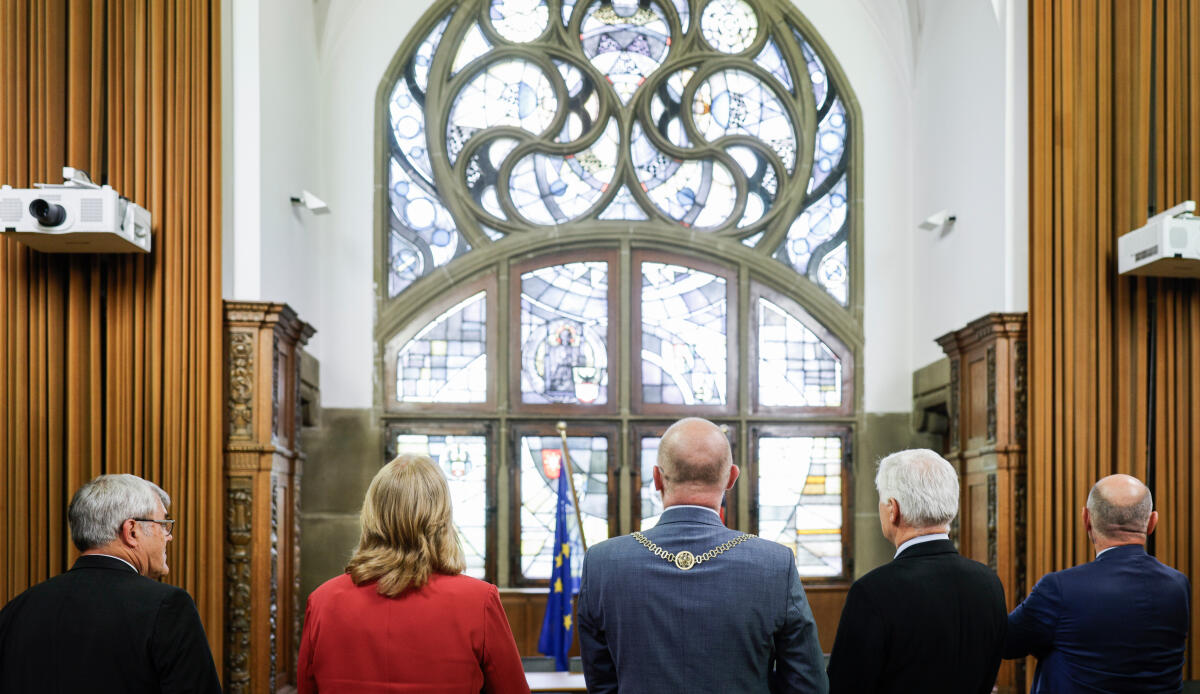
346,453 -> 465,596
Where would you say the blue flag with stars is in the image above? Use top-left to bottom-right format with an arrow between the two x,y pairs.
537,461 -> 579,671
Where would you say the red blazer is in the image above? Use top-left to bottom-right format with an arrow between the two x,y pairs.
299,572 -> 530,694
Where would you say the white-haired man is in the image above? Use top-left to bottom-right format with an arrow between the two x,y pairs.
826,449 -> 1007,694
0,474 -> 221,693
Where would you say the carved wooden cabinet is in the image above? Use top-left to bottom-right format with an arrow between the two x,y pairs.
224,302 -> 314,694
936,312 -> 1027,694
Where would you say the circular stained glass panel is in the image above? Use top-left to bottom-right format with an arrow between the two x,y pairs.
700,0 -> 758,54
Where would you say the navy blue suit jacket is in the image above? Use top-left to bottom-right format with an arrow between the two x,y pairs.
0,555 -> 222,694
1004,544 -> 1190,693
577,506 -> 828,694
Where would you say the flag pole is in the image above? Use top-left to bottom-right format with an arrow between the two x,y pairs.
556,421 -> 588,552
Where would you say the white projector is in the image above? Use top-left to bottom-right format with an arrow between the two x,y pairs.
1117,201 -> 1200,277
0,167 -> 151,253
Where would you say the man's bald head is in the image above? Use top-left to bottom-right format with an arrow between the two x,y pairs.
1086,474 -> 1153,540
657,417 -> 733,491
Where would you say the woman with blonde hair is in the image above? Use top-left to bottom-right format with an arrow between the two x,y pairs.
298,454 -> 529,693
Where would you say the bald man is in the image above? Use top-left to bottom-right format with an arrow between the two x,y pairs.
1004,474 -> 1190,692
577,417 -> 827,693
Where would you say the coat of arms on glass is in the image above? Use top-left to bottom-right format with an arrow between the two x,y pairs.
385,0 -> 852,304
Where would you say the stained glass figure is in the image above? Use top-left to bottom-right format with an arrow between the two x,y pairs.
700,0 -> 758,53
391,292 -> 487,403
394,433 -> 489,578
580,0 -> 671,104
447,60 -> 558,164
639,436 -> 665,529
641,262 -> 727,405
489,0 -> 549,43
757,435 -> 843,576
758,297 -> 841,407
520,435 -> 609,578
520,262 -> 610,405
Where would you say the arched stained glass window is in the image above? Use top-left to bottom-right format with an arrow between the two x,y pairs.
378,0 -> 860,586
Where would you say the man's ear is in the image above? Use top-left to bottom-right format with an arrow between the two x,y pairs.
119,518 -> 140,548
652,465 -> 664,493
1146,510 -> 1159,536
725,464 -> 739,490
1082,506 -> 1092,535
888,498 -> 901,526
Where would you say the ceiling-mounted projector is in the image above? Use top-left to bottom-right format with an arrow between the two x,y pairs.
0,167 -> 151,253
1117,201 -> 1200,277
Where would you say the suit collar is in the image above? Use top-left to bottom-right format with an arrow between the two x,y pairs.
657,505 -> 725,527
72,554 -> 139,574
894,538 -> 958,560
1094,543 -> 1148,561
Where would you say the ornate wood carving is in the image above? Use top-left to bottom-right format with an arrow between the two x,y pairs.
949,360 -> 960,451
224,479 -> 253,694
223,302 -> 315,694
228,332 -> 254,439
987,473 -> 998,572
1014,341 -> 1028,446
986,345 -> 997,442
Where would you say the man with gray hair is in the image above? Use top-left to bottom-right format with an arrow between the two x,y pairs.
826,449 -> 1007,693
0,474 -> 221,693
1004,474 -> 1190,692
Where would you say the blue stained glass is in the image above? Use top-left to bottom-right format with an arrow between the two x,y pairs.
511,119 -> 619,224
598,185 -> 650,220
447,60 -> 559,164
639,436 -> 664,529
671,0 -> 691,31
798,34 -> 829,111
808,97 -> 846,193
700,0 -> 758,53
631,122 -> 738,228
520,262 -> 610,405
388,159 -> 471,296
453,23 -> 493,75
520,435 -> 610,578
785,174 -> 846,274
388,15 -> 450,188
393,292 -> 487,403
754,39 -> 794,93
641,262 -> 727,405
562,0 -> 576,25
817,241 -> 848,305
693,69 -> 796,172
757,298 -> 842,407
727,145 -> 777,227
580,1 -> 671,104
757,435 -> 843,576
394,434 -> 489,577
489,0 -> 549,43
465,138 -> 520,221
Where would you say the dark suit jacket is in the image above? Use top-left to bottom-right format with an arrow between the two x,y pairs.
1004,544 -> 1190,693
0,555 -> 221,694
577,506 -> 828,694
826,538 -> 1007,694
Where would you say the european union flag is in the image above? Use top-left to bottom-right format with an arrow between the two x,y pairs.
537,461 -> 578,671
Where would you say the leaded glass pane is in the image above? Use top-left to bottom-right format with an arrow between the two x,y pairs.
447,60 -> 558,164
693,69 -> 796,172
510,119 -> 619,224
700,0 -> 758,53
580,1 -> 671,104
388,159 -> 470,297
639,436 -> 664,529
452,24 -> 493,75
394,434 -> 488,578
818,241 -> 848,305
757,435 -> 843,577
520,262 -> 610,405
632,123 -> 738,228
758,298 -> 841,407
489,0 -> 549,43
755,39 -> 794,93
808,97 -> 847,193
641,262 -> 727,405
784,174 -> 846,277
393,292 -> 487,403
520,435 -> 609,578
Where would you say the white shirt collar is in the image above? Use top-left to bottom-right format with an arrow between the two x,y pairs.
665,504 -> 723,520
89,553 -> 139,573
894,532 -> 950,558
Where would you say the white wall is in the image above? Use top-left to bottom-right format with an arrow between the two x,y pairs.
909,0 -> 1028,368
225,0 -> 1027,412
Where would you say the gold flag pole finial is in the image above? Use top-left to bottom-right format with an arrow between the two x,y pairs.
556,421 -> 588,552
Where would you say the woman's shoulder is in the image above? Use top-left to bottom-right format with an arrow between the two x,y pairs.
426,572 -> 499,599
309,572 -> 359,602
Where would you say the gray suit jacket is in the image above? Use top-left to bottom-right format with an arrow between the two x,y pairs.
577,506 -> 828,693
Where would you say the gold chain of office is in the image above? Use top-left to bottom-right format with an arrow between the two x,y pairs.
631,531 -> 756,571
